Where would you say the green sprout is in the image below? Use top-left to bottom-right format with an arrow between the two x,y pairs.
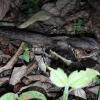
48,67 -> 99,100
0,91 -> 47,100
19,47 -> 30,62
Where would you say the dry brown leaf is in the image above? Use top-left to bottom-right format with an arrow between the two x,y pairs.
10,65 -> 27,85
87,86 -> 99,94
35,55 -> 47,72
0,77 -> 9,86
71,89 -> 87,99
19,81 -> 61,98
18,11 -> 51,28
22,75 -> 50,85
0,0 -> 11,20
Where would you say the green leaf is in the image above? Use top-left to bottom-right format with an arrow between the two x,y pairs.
68,68 -> 99,89
50,68 -> 68,87
0,93 -> 16,100
19,47 -> 29,62
18,91 -> 47,100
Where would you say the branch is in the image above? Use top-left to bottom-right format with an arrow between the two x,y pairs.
0,42 -> 25,73
50,50 -> 72,66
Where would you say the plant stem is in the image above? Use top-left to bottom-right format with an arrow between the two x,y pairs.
98,86 -> 100,100
62,86 -> 69,100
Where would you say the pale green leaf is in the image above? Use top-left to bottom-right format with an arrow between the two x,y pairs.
18,91 -> 47,100
0,93 -> 16,100
50,68 -> 68,87
68,68 -> 99,89
19,47 -> 29,62
18,11 -> 50,28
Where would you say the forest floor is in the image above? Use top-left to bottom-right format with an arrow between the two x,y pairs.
0,0 -> 100,100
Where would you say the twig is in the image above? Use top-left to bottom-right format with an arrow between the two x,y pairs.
0,42 -> 25,73
25,62 -> 37,76
50,50 -> 72,66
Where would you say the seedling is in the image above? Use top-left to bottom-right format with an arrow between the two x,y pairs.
0,91 -> 47,100
18,91 -> 47,100
19,47 -> 30,62
48,67 -> 100,100
0,93 -> 17,100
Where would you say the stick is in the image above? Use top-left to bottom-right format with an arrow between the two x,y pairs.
0,42 -> 25,73
50,50 -> 72,66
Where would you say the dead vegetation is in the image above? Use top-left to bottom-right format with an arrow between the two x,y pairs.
0,0 -> 100,100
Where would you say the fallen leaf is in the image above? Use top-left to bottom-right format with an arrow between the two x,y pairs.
10,65 -> 27,85
22,75 -> 50,85
0,78 -> 9,86
88,86 -> 99,94
18,10 -> 51,28
73,89 -> 87,99
0,0 -> 11,20
35,55 -> 47,72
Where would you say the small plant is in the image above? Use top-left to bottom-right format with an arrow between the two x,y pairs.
48,67 -> 100,100
19,47 -> 30,62
18,91 -> 47,100
0,91 -> 47,100
0,93 -> 17,100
